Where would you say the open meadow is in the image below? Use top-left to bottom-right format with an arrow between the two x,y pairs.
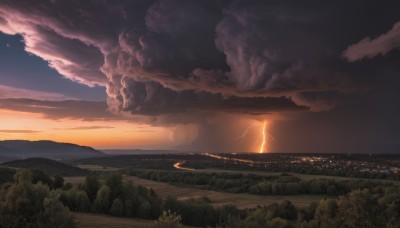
74,212 -> 155,228
65,175 -> 325,209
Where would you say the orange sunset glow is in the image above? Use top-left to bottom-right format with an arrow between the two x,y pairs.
0,109 -> 172,149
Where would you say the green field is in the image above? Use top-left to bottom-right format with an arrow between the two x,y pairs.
65,175 -> 325,209
125,176 -> 324,208
78,162 -> 400,185
74,212 -> 155,228
77,164 -> 122,172
181,168 -> 400,185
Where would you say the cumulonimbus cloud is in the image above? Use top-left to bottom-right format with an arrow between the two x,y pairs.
0,0 -> 370,118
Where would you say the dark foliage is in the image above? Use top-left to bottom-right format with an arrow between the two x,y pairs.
3,158 -> 89,176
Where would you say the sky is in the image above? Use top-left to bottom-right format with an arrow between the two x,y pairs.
0,0 -> 399,153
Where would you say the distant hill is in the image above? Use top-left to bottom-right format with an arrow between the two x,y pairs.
3,157 -> 89,176
0,140 -> 104,162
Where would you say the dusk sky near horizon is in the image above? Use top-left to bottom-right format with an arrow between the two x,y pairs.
0,0 -> 400,153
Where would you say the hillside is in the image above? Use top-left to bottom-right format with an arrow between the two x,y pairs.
3,157 -> 89,176
0,140 -> 104,161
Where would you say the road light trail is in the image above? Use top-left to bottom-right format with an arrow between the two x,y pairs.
202,153 -> 254,164
173,161 -> 195,171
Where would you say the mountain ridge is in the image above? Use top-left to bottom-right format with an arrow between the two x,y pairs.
0,140 -> 104,162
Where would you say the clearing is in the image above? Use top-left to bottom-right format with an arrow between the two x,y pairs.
74,212 -> 194,228
65,176 -> 324,209
74,212 -> 154,228
126,176 -> 323,208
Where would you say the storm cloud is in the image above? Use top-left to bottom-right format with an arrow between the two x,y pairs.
1,0 -> 400,152
0,0 -> 384,115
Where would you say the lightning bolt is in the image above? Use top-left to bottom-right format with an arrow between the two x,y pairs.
235,123 -> 257,141
259,121 -> 267,153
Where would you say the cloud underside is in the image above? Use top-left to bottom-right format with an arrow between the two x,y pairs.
0,0 -> 370,117
0,84 -> 72,100
0,98 -> 114,121
0,130 -> 41,133
0,96 -> 304,123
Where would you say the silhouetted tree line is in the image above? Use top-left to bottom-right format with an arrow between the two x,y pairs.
56,172 -> 243,227
2,168 -> 400,227
56,173 -> 163,219
184,158 -> 400,181
8,169 -> 239,227
130,170 -> 396,197
225,186 -> 400,228
0,169 -> 75,228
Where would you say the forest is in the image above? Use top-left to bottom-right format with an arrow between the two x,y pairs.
1,168 -> 400,227
130,170 -> 397,196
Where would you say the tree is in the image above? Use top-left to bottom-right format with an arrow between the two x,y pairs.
335,189 -> 383,227
105,173 -> 123,201
278,200 -> 297,220
0,169 -> 75,228
83,174 -> 100,202
109,198 -> 124,216
314,198 -> 337,227
76,191 -> 91,212
122,181 -> 137,217
139,200 -> 151,218
32,169 -> 54,187
93,185 -> 111,213
270,217 -> 289,228
385,202 -> 400,228
37,194 -> 75,228
53,175 -> 64,189
155,210 -> 182,228
241,208 -> 269,227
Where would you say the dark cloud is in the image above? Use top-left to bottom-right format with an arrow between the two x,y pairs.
0,0 -> 380,115
1,0 -> 400,152
113,77 -> 305,115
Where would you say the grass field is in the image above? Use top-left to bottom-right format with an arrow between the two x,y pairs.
64,175 -> 324,208
74,212 -> 196,228
74,212 -> 155,228
65,164 -> 399,209
78,163 -> 400,185
183,168 -> 400,185
78,164 -> 122,172
124,176 -> 324,209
